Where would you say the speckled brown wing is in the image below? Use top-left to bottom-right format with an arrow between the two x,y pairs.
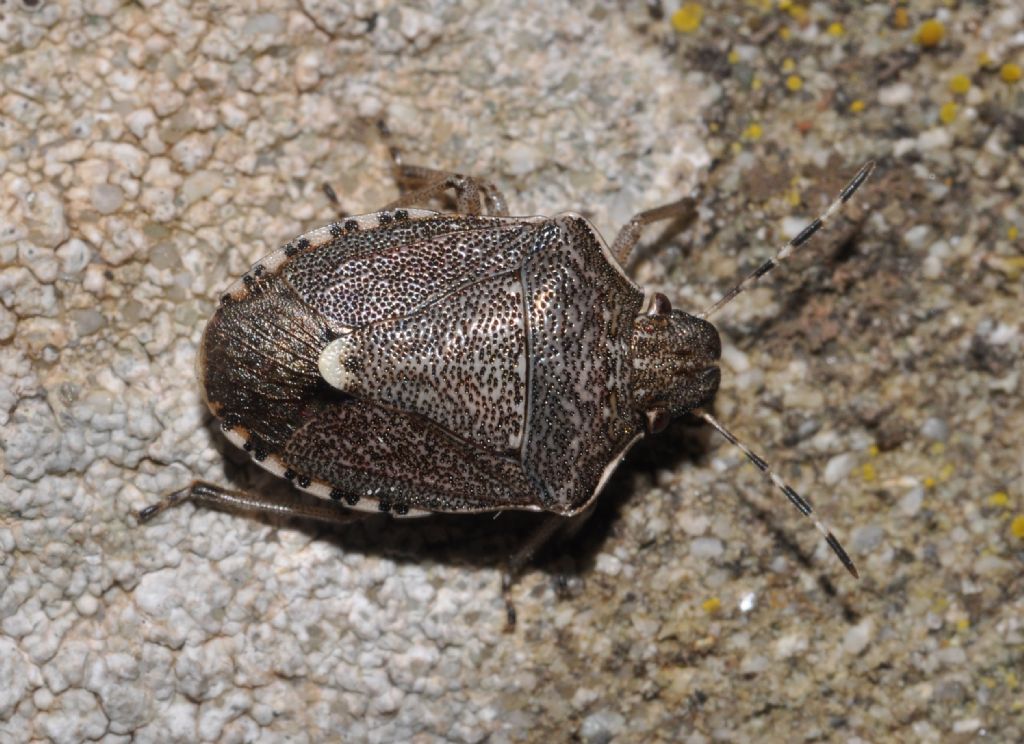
281,398 -> 539,513
201,209 -> 645,517
202,212 -> 551,515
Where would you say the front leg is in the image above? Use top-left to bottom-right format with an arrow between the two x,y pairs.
385,159 -> 510,217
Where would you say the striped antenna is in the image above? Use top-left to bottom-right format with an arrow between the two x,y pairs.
699,161 -> 875,320
695,409 -> 858,578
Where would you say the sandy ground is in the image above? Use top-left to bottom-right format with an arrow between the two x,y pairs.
2,1 -> 1022,742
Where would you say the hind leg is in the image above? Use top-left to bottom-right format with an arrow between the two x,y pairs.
137,480 -> 367,526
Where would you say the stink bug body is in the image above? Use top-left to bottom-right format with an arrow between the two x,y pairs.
141,158 -> 874,607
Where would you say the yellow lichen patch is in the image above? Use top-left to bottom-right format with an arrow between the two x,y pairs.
1011,515 -> 1024,539
868,444 -> 880,457
751,76 -> 763,91
1000,62 -> 1022,84
1009,225 -> 1019,240
955,618 -> 970,632
861,462 -> 877,482
786,74 -> 803,92
915,19 -> 945,48
938,463 -> 954,482
786,186 -> 801,207
923,476 -> 937,489
742,122 -> 764,140
727,49 -> 740,64
778,26 -> 791,40
893,7 -> 909,29
939,101 -> 958,124
929,442 -> 945,456
671,3 -> 704,33
782,57 -> 796,72
702,597 -> 722,613
1007,671 -> 1020,690
849,99 -> 866,113
987,491 -> 1009,508
786,4 -> 808,22
988,255 -> 1024,280
949,74 -> 971,94
827,22 -> 843,37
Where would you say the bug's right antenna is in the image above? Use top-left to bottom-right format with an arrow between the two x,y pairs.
699,161 -> 875,320
695,409 -> 859,579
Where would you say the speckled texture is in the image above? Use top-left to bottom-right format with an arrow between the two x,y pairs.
1,1 -> 1021,742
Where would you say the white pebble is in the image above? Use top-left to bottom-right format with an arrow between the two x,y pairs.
919,417 -> 948,441
823,452 -> 857,486
502,142 -> 544,176
898,486 -> 924,517
918,127 -> 952,151
720,344 -> 749,373
90,183 -> 124,214
294,50 -> 322,91
904,224 -> 932,249
774,633 -> 808,659
689,536 -> 724,559
878,82 -> 913,106
842,618 -> 874,655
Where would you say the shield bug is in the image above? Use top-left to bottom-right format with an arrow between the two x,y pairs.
140,156 -> 874,618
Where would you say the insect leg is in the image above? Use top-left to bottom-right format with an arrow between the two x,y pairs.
136,480 -> 367,526
384,162 -> 510,217
610,197 -> 696,267
500,514 -> 568,629
320,182 -> 350,220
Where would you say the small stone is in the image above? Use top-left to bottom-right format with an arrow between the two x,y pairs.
824,452 -> 857,486
851,524 -> 885,553
878,82 -> 913,106
904,224 -> 932,249
842,618 -> 874,655
917,127 -> 952,150
0,638 -> 32,718
952,719 -> 983,734
502,142 -> 544,176
774,633 -> 808,659
170,133 -> 212,173
83,0 -> 121,17
0,305 -> 16,342
181,170 -> 223,205
71,309 -> 107,337
125,108 -> 157,139
920,417 -> 948,442
294,50 -> 322,91
720,344 -> 749,373
898,486 -> 924,517
690,536 -> 724,559
90,183 -> 124,214
56,238 -> 92,275
740,653 -> 769,674
579,709 -> 626,744
594,553 -> 622,576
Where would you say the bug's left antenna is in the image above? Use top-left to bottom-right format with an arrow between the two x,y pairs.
699,161 -> 875,320
695,409 -> 859,578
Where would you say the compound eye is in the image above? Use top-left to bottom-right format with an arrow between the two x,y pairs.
649,292 -> 672,316
645,407 -> 672,434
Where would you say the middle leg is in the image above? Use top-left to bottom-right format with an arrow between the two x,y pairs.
610,196 -> 696,267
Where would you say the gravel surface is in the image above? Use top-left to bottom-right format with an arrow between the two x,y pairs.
2,1 -> 1022,742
